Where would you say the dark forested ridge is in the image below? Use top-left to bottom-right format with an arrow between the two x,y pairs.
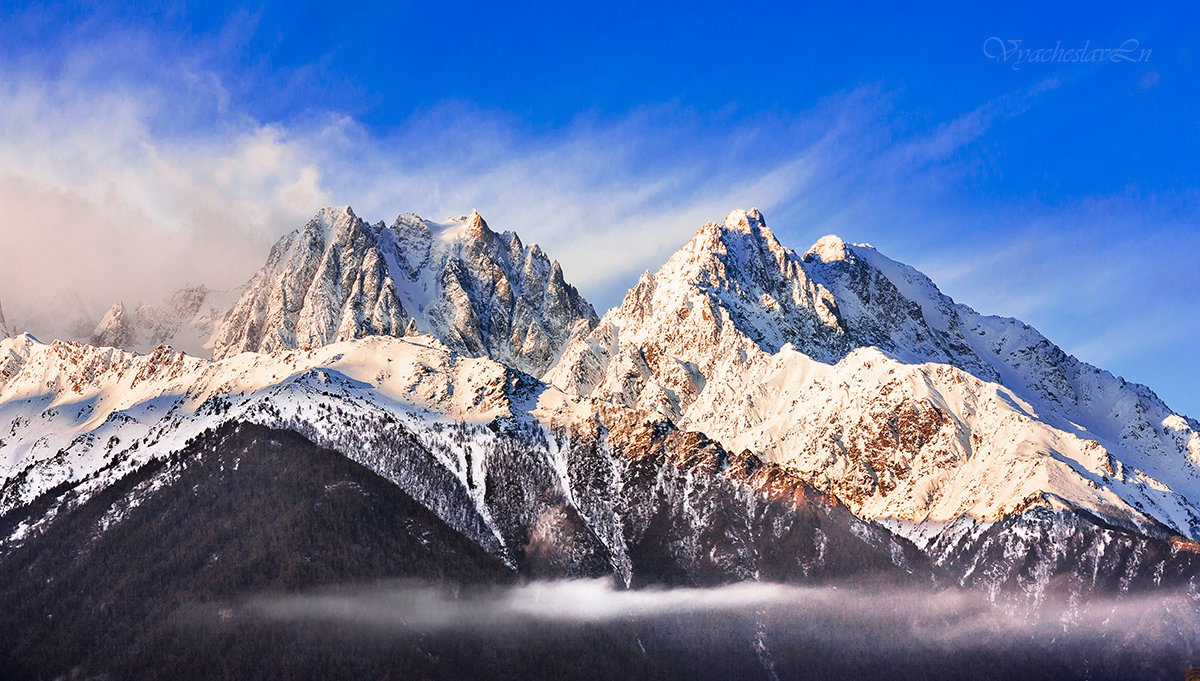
0,422 -> 512,679
0,422 -> 1098,681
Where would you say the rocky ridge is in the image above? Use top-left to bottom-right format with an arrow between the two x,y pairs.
210,206 -> 597,377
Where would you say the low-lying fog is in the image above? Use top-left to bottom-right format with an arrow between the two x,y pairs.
182,579 -> 1200,681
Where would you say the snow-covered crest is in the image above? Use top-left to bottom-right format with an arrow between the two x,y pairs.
0,331 -> 920,587
0,332 -> 565,556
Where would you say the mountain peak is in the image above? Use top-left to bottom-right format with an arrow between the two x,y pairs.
682,208 -> 793,282
465,209 -> 492,237
307,206 -> 359,241
91,301 -> 137,349
101,301 -> 128,320
721,208 -> 767,234
686,208 -> 786,260
804,234 -> 852,263
447,209 -> 489,237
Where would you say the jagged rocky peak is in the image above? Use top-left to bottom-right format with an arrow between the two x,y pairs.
547,209 -> 1022,417
721,207 -> 768,234
0,298 -> 8,338
91,301 -> 137,349
306,205 -> 361,241
211,206 -> 409,360
462,208 -> 491,237
211,206 -> 598,377
670,212 -> 1001,378
546,208 -> 852,416
688,207 -> 793,273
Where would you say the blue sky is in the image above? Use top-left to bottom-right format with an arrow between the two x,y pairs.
0,1 -> 1196,415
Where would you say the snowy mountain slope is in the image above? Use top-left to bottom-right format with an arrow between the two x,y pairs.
211,206 -> 597,377
545,210 -> 1200,554
0,333 -> 534,558
0,333 -> 919,586
4,205 -> 1197,603
814,238 -> 1200,469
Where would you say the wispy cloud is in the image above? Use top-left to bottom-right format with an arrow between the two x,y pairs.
0,30 -> 1062,317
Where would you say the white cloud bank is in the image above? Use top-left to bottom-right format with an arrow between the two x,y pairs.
0,75 -> 328,316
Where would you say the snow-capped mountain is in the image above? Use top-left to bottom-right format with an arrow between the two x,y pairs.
546,209 -> 1200,585
211,206 -> 597,377
0,332 -> 920,587
89,285 -> 238,357
3,205 -> 1198,680
3,205 -> 1200,609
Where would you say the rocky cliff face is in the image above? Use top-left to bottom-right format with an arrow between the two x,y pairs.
211,207 -> 597,377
